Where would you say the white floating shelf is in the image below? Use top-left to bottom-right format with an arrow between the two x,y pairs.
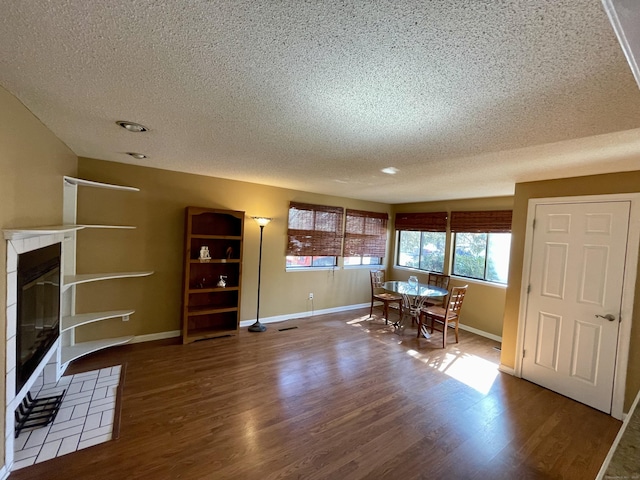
63,176 -> 139,192
61,309 -> 135,332
64,271 -> 154,288
61,336 -> 134,365
3,225 -> 85,240
78,224 -> 136,229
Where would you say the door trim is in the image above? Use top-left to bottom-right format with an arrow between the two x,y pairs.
515,193 -> 640,419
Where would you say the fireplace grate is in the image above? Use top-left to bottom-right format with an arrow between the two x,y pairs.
14,390 -> 66,438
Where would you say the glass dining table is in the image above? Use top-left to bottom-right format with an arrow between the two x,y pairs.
383,281 -> 449,299
383,281 -> 449,336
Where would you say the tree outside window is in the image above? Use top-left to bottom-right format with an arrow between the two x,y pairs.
452,232 -> 510,283
397,231 -> 446,273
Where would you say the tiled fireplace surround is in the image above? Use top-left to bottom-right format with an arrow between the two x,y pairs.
4,232 -> 68,477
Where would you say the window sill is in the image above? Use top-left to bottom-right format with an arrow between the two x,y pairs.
285,266 -> 337,272
343,264 -> 383,270
450,275 -> 508,289
393,266 -> 508,288
394,265 -> 444,275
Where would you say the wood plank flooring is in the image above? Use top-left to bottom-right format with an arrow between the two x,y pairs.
9,308 -> 621,480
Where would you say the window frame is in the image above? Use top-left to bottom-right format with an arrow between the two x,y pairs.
449,210 -> 513,285
394,211 -> 448,274
396,230 -> 447,273
451,232 -> 511,284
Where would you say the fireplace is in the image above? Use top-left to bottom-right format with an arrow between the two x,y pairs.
16,243 -> 61,393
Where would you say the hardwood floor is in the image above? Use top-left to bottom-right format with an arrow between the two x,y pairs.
10,308 -> 620,480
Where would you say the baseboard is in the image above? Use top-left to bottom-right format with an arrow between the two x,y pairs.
128,305 -> 503,345
239,302 -> 371,328
595,386 -> 640,479
131,330 -> 181,344
458,323 -> 502,343
498,364 -> 516,376
0,463 -> 9,480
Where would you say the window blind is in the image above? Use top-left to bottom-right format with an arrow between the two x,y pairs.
449,210 -> 512,233
344,209 -> 388,257
394,212 -> 447,232
287,202 -> 344,256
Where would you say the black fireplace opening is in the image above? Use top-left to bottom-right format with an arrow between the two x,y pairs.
16,243 -> 61,393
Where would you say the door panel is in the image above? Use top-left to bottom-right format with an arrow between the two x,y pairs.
534,312 -> 561,370
579,245 -> 609,305
522,201 -> 630,413
570,320 -> 600,384
542,243 -> 567,299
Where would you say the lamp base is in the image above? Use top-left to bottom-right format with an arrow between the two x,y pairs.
248,321 -> 266,333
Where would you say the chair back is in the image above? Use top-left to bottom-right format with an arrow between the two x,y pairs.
428,273 -> 450,290
370,270 -> 385,294
445,285 -> 467,317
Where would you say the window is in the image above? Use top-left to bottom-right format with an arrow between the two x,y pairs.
286,202 -> 343,269
395,212 -> 447,273
397,231 -> 446,272
450,210 -> 512,284
343,209 -> 388,266
286,255 -> 337,268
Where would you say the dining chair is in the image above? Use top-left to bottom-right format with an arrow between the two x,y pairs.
398,293 -> 428,333
425,273 -> 450,307
418,285 -> 468,348
369,269 -> 402,324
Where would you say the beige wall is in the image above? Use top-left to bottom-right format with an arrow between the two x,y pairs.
0,86 -> 77,466
389,197 -> 514,338
74,157 -> 390,342
501,171 -> 640,410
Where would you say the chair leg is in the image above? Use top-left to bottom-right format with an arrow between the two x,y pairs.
383,302 -> 389,324
370,298 -> 374,318
442,318 -> 447,348
454,323 -> 459,343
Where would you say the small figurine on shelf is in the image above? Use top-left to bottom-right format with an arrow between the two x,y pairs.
217,275 -> 227,288
196,277 -> 206,289
199,246 -> 211,262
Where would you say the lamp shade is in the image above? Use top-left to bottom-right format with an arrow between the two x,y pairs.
252,217 -> 272,227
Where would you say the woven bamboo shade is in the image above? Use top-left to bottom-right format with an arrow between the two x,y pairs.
450,210 -> 512,233
287,202 -> 344,256
344,209 -> 388,257
394,212 -> 447,232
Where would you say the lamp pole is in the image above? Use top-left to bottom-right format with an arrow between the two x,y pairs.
248,217 -> 271,332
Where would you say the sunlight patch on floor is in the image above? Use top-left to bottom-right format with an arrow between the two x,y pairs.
346,315 -> 373,325
407,349 -> 499,395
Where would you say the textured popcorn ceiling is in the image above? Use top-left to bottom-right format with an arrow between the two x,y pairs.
1,0 -> 640,203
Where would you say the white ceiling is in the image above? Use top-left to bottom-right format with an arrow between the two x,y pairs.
1,0 -> 640,204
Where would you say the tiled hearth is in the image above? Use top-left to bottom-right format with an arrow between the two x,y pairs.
13,365 -> 121,470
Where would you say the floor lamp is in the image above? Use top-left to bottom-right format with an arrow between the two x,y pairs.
248,216 -> 271,332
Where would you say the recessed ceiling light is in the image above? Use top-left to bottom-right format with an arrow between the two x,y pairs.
116,121 -> 148,132
381,167 -> 399,175
126,152 -> 147,159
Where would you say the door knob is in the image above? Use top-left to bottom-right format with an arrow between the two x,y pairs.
595,313 -> 616,322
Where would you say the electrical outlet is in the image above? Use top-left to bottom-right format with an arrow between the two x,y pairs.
122,315 -> 130,322
308,292 -> 314,300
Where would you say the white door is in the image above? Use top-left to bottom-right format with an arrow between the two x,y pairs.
521,201 -> 630,413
